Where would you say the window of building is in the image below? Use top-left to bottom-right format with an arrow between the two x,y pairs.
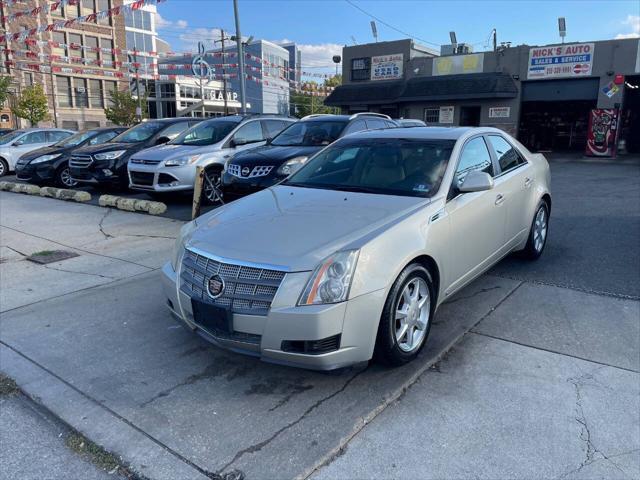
424,108 -> 440,124
56,76 -> 72,107
62,120 -> 79,130
351,58 -> 371,81
100,38 -> 115,64
75,78 -> 89,107
64,1 -> 80,18
85,36 -> 99,62
81,0 -> 96,19
84,121 -> 101,129
23,72 -> 33,86
89,79 -> 103,108
105,81 -> 117,107
96,0 -> 110,25
51,2 -> 63,17
68,33 -> 82,59
456,137 -> 494,184
488,135 -> 525,173
52,31 -> 66,57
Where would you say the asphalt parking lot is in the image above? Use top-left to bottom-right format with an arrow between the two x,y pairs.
1,156 -> 639,479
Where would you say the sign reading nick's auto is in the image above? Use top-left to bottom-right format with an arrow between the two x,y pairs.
527,43 -> 595,79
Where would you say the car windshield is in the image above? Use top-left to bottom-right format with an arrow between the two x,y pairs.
284,138 -> 456,198
54,130 -> 96,147
0,130 -> 25,145
170,120 -> 240,146
112,122 -> 165,143
270,120 -> 347,147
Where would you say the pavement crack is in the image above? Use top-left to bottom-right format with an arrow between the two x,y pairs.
219,367 -> 367,474
444,286 -> 501,305
41,264 -> 115,280
1,245 -> 28,257
98,209 -> 114,239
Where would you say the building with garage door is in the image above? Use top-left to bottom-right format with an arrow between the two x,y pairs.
326,38 -> 640,155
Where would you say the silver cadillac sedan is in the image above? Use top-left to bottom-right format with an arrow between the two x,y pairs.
162,127 -> 551,370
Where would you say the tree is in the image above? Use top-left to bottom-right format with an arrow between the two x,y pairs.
0,76 -> 12,108
11,84 -> 49,126
104,89 -> 147,126
324,74 -> 342,88
291,76 -> 342,118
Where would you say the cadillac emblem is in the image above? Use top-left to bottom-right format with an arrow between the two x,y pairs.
207,274 -> 225,299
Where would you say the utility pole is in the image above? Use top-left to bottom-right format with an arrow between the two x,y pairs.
199,43 -> 206,118
492,29 -> 497,52
133,49 -> 142,122
48,60 -> 59,127
233,0 -> 246,114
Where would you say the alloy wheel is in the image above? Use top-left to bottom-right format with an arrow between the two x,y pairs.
533,206 -> 548,252
394,277 -> 430,353
60,167 -> 77,188
203,170 -> 224,204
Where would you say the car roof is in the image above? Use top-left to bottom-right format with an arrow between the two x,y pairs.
343,126 -> 508,141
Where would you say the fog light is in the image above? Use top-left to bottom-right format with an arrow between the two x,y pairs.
102,169 -> 112,176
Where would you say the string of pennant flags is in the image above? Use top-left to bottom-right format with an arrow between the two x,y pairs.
1,0 -> 80,23
0,0 -> 166,43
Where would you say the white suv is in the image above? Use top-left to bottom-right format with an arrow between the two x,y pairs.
128,115 -> 295,203
0,128 -> 75,176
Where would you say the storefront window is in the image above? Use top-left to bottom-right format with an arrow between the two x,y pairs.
424,108 -> 440,124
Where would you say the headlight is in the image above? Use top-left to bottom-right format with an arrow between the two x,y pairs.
31,153 -> 62,164
171,220 -> 197,271
277,156 -> 308,176
94,150 -> 126,161
298,250 -> 359,305
164,154 -> 202,167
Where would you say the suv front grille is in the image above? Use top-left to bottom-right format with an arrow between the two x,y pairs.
227,164 -> 274,178
180,249 -> 286,315
69,155 -> 92,168
130,171 -> 155,186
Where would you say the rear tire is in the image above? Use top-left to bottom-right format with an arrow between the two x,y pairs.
374,263 -> 435,366
0,158 -> 8,177
520,200 -> 549,260
55,164 -> 77,188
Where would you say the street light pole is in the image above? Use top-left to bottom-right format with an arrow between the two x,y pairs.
233,0 -> 247,114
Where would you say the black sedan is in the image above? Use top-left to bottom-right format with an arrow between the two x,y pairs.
15,127 -> 125,187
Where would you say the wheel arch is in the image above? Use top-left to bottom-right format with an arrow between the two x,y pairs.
404,254 -> 441,306
541,192 -> 552,213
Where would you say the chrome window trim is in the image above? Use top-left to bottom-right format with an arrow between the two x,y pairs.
185,245 -> 293,273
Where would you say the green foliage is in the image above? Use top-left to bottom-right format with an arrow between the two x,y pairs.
0,76 -> 12,108
104,89 -> 147,126
291,76 -> 342,118
11,84 -> 49,126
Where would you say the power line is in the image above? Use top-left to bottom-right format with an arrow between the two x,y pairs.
344,0 -> 440,47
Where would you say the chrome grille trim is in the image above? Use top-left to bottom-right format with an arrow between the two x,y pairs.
227,164 -> 274,178
69,154 -> 93,168
180,248 -> 286,315
130,158 -> 161,165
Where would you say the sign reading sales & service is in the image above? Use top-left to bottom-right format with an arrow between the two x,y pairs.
527,43 -> 594,79
371,54 -> 403,81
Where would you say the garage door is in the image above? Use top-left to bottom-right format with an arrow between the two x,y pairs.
522,78 -> 600,102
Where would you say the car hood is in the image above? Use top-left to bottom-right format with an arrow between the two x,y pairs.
19,145 -> 69,161
130,143 -> 220,161
187,185 -> 428,272
74,142 -> 138,155
231,145 -> 322,165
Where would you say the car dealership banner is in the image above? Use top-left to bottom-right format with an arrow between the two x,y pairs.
432,53 -> 484,76
371,54 -> 403,81
528,43 -> 594,79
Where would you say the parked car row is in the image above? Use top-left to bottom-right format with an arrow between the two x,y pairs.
3,112 -> 414,205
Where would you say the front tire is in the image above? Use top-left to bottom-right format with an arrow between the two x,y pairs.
0,158 -> 8,177
203,166 -> 224,205
55,164 -> 77,188
374,263 -> 435,366
521,200 -> 549,260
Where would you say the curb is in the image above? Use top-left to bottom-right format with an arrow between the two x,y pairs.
0,181 -> 91,203
99,194 -> 167,216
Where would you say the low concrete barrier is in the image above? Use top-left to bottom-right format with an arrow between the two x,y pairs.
0,181 -> 41,195
40,186 -> 92,203
99,194 -> 167,215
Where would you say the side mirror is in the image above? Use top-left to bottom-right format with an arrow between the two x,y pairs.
155,136 -> 170,145
458,170 -> 494,193
12,140 -> 23,147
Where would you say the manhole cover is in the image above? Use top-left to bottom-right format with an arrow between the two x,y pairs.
26,250 -> 79,265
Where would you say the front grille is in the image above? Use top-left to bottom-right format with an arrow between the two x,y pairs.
130,171 -> 155,186
130,158 -> 161,165
69,155 -> 92,168
227,164 -> 274,178
180,248 -> 286,315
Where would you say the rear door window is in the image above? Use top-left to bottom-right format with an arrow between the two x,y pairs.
488,135 -> 525,173
233,121 -> 265,144
22,131 -> 47,144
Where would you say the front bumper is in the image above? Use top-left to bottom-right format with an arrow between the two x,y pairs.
15,162 -> 56,183
128,163 -> 196,192
221,171 -> 285,200
161,261 -> 384,370
70,159 -> 126,185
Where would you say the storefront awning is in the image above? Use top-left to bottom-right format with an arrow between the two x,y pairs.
324,80 -> 405,106
400,73 -> 518,101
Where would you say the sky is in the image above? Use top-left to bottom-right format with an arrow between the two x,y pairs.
154,0 -> 640,74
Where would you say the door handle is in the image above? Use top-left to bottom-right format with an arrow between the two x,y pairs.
524,177 -> 533,188
495,194 -> 505,206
